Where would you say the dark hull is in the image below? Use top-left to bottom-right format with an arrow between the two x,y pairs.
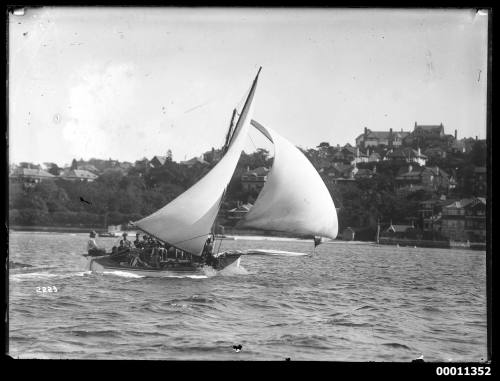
88,251 -> 241,276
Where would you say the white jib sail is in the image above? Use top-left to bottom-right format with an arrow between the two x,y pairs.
238,120 -> 338,240
134,69 -> 261,255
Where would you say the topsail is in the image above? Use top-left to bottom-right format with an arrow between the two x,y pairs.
133,68 -> 261,255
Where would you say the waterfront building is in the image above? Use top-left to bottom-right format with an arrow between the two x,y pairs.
440,198 -> 486,242
464,197 -> 486,242
341,227 -> 356,241
383,224 -> 415,239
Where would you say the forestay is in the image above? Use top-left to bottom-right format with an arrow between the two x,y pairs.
237,120 -> 338,240
134,69 -> 261,255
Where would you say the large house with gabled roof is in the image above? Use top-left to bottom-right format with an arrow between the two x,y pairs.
150,155 -> 168,168
385,147 -> 427,166
10,167 -> 56,184
395,165 -> 454,192
355,127 -> 411,149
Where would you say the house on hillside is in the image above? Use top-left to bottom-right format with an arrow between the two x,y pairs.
395,165 -> 453,192
412,122 -> 445,138
367,151 -> 381,162
134,158 -> 151,172
150,155 -> 167,168
464,197 -> 486,242
449,137 -> 476,154
329,144 -> 369,165
9,167 -> 56,185
241,166 -> 269,192
203,148 -> 223,164
60,169 -> 98,182
403,122 -> 451,147
77,163 -> 100,174
119,162 -> 133,172
354,168 -> 374,180
19,162 -> 42,170
355,127 -> 411,149
424,147 -> 447,160
180,155 -> 209,168
385,147 -> 427,166
351,148 -> 369,166
322,162 -> 356,182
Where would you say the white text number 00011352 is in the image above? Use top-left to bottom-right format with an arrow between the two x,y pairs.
436,367 -> 491,376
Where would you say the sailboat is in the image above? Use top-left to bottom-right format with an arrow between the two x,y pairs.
88,67 -> 338,277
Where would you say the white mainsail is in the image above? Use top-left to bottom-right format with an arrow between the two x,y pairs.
237,120 -> 338,240
133,68 -> 261,255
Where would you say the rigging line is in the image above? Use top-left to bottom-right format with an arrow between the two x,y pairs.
170,232 -> 213,247
248,133 -> 259,152
216,234 -> 224,255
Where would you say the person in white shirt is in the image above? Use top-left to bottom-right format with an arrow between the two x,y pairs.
87,231 -> 106,256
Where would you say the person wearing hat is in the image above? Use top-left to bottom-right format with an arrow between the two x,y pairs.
120,232 -> 132,249
87,231 -> 106,256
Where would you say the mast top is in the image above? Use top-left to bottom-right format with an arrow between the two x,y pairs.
255,66 -> 262,79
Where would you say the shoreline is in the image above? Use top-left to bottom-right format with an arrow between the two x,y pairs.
9,227 -> 485,250
9,225 -> 105,233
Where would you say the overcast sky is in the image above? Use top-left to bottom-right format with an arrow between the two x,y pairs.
9,7 -> 489,166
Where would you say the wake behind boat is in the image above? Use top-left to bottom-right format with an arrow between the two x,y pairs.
85,67 -> 338,277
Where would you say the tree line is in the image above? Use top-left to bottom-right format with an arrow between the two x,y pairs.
9,140 -> 486,238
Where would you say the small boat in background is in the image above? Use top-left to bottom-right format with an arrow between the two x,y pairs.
97,232 -> 118,238
97,224 -> 121,237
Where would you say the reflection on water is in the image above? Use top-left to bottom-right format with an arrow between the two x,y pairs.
8,231 -> 487,361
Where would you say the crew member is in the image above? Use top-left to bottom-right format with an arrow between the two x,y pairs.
120,232 -> 132,248
134,233 -> 142,248
87,231 -> 106,256
150,248 -> 161,268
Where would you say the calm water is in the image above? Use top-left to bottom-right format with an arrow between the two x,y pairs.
8,231 -> 487,361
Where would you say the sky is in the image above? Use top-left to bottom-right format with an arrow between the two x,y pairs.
9,7 -> 489,167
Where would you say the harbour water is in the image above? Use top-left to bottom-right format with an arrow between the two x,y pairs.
8,231 -> 487,361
